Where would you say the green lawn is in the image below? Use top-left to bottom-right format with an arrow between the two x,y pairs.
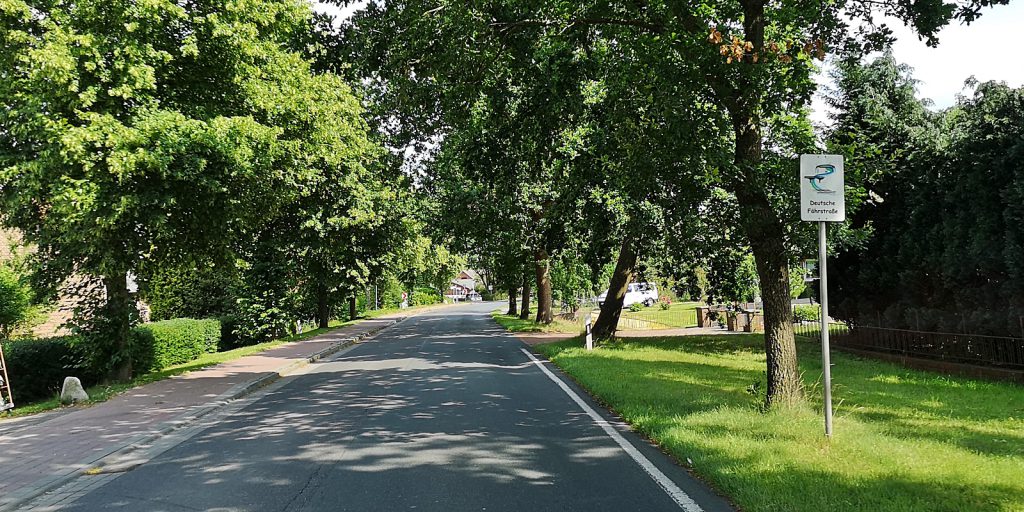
491,311 -> 582,333
617,301 -> 700,329
793,321 -> 851,340
2,319 -> 355,419
533,334 -> 1024,512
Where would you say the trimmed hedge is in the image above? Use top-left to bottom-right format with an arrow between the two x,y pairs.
410,288 -> 441,307
2,318 -> 221,406
132,318 -> 220,374
1,336 -> 99,404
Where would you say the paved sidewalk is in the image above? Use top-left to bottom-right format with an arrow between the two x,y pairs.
0,311 -> 424,511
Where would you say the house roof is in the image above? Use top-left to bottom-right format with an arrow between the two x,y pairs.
451,278 -> 475,290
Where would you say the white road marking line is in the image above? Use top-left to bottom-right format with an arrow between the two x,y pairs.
519,347 -> 704,512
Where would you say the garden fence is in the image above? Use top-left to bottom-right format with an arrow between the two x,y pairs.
791,306 -> 1024,369
558,299 -> 699,331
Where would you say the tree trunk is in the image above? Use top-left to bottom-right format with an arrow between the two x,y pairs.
349,295 -> 357,321
593,237 -> 636,338
534,248 -> 553,324
507,286 -> 518,316
103,273 -> 134,382
316,283 -> 330,329
736,187 -> 802,407
727,2 -> 802,404
519,270 -> 531,320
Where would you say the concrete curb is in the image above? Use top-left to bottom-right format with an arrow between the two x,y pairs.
0,316 -> 407,512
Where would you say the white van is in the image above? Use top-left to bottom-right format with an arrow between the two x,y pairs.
597,282 -> 659,308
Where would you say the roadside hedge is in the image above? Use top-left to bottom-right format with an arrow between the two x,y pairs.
2,318 -> 221,406
132,318 -> 220,374
1,336 -> 99,403
410,288 -> 441,307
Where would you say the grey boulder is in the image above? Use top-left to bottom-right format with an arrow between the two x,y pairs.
60,377 -> 89,405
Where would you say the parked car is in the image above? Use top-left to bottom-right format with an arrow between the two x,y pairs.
597,282 -> 659,308
468,291 -> 483,302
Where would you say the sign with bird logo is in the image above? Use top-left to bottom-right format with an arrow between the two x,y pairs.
800,154 -> 845,222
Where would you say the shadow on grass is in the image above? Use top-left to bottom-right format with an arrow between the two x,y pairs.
534,332 -> 1024,512
491,312 -> 580,334
609,334 -> 765,355
689,441 -> 1024,512
793,338 -> 1024,459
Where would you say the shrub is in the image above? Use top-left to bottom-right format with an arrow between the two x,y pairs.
792,304 -> 820,323
1,336 -> 99,403
142,263 -> 240,322
132,318 -> 220,374
659,297 -> 672,310
217,315 -> 240,350
378,275 -> 406,309
410,288 -> 441,306
628,302 -> 644,312
0,264 -> 32,340
232,291 -> 294,345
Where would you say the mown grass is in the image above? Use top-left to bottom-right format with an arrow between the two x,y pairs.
617,301 -> 701,329
2,319 -> 355,419
533,334 -> 1024,512
491,311 -> 582,333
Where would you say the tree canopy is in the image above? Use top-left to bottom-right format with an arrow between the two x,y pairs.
0,0 -> 413,378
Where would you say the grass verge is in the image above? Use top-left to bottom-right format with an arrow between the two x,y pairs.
491,311 -> 581,333
617,301 -> 700,329
533,334 -> 1024,512
2,319 -> 355,420
363,301 -> 452,319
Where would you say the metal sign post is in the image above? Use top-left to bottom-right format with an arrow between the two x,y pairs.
800,154 -> 845,437
818,221 -> 833,437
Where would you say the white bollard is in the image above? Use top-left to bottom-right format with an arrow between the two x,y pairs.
585,313 -> 593,351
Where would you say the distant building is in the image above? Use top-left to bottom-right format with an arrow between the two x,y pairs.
445,270 -> 481,301
0,228 -> 145,337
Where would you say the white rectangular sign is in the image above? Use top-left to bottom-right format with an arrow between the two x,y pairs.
800,154 -> 845,222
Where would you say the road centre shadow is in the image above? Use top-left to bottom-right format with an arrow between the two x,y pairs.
62,325 -> 676,512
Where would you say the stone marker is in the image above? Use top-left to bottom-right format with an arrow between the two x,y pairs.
60,377 -> 89,405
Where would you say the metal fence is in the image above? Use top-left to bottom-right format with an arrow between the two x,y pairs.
834,326 -> 1024,369
557,299 -> 699,331
792,319 -> 850,340
791,305 -> 1024,369
560,300 -> 1024,369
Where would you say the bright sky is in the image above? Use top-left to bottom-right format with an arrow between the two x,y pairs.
876,3 -> 1024,108
314,1 -> 1024,122
811,3 -> 1024,125
312,1 -> 362,21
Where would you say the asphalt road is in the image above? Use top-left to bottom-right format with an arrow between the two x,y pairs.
64,302 -> 734,512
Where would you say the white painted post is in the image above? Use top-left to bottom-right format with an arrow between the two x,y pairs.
585,313 -> 593,351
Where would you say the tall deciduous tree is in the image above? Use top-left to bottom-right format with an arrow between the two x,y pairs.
482,0 -> 1005,405
333,0 -> 1007,406
0,0 -> 372,378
